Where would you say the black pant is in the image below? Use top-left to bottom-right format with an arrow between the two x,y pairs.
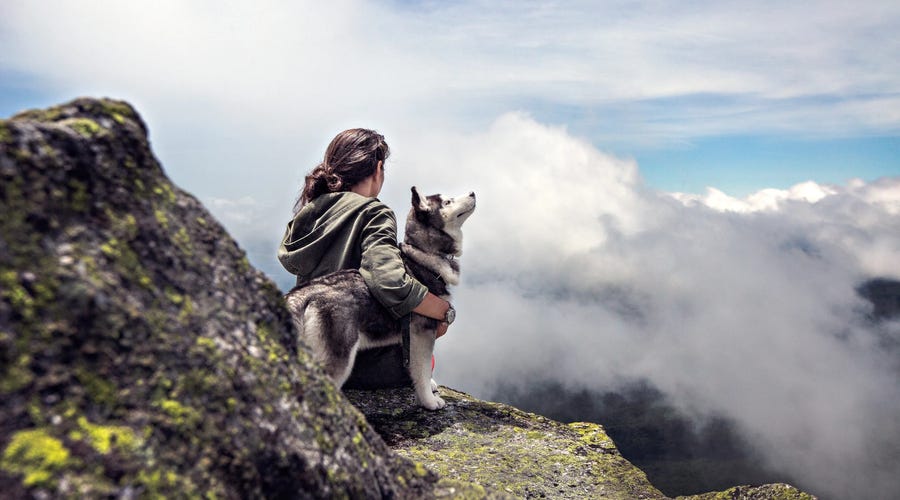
342,345 -> 412,390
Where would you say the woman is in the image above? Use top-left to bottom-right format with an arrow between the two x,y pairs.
278,128 -> 451,388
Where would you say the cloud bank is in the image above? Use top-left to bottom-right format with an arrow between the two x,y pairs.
424,114 -> 900,499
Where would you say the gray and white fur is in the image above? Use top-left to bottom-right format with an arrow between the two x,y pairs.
284,187 -> 476,410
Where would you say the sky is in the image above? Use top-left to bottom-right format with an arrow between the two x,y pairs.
2,1 -> 900,498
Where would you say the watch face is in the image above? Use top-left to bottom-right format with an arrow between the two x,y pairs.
446,307 -> 456,324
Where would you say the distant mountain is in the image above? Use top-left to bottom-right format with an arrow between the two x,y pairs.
492,380 -> 803,497
493,279 -> 900,499
858,278 -> 900,320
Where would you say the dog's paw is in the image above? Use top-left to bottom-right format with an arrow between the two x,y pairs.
430,378 -> 439,393
420,395 -> 447,411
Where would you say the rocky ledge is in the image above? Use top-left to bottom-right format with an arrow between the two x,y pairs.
1,98 -> 816,499
347,387 -> 815,500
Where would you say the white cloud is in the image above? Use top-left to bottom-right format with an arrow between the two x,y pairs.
672,181 -> 838,212
424,115 -> 900,499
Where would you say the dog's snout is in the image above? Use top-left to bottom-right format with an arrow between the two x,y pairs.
468,192 -> 475,198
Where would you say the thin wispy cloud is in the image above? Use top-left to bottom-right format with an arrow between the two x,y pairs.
3,1 -> 899,142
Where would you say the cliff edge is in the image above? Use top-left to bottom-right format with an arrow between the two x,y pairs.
1,98 -> 815,499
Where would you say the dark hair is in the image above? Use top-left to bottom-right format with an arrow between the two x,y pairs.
295,128 -> 389,211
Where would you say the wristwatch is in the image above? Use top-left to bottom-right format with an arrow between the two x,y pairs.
443,304 -> 456,325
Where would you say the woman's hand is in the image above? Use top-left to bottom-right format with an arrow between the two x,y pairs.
413,292 -> 453,339
436,321 -> 449,339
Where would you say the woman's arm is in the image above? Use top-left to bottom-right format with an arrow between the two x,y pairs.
412,291 -> 450,320
413,292 -> 452,339
358,204 -> 453,338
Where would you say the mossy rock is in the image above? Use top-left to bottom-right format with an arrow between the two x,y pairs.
676,483 -> 817,500
0,97 -> 444,498
346,386 -> 667,499
345,386 -> 820,500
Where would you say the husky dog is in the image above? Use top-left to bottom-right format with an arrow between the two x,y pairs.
284,187 -> 476,410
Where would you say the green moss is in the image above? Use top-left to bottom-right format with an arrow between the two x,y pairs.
178,296 -> 194,321
106,209 -> 138,240
195,336 -> 215,351
74,366 -> 117,409
99,100 -> 135,124
12,107 -> 62,123
569,422 -> 617,451
164,286 -> 184,305
1,428 -> 72,487
152,182 -> 177,204
0,121 -> 12,143
434,478 -> 489,499
237,256 -> 251,273
69,178 -> 90,212
137,466 -> 203,498
256,322 -> 290,365
173,226 -> 193,256
98,238 -> 152,288
157,399 -> 202,427
10,144 -> 31,161
676,484 -> 817,500
74,416 -> 139,455
1,270 -> 35,321
61,117 -> 103,137
154,209 -> 169,229
0,353 -> 33,393
26,399 -> 45,426
100,238 -> 120,258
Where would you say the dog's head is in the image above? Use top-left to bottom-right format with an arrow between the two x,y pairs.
406,187 -> 476,255
411,186 -> 476,230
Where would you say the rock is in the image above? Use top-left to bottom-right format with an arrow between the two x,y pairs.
676,483 -> 816,500
346,386 -> 819,500
0,98 -> 441,498
347,386 -> 667,499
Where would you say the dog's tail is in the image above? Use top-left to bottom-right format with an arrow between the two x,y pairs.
283,288 -> 315,336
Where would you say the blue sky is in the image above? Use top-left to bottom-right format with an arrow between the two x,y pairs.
635,135 -> 900,196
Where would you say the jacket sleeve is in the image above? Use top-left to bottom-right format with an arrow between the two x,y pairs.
358,205 -> 428,319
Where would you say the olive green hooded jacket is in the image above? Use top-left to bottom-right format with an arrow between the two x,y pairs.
277,192 -> 428,319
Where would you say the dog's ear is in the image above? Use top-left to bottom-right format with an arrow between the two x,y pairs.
411,186 -> 428,211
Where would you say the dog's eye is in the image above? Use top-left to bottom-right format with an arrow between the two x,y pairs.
443,200 -> 451,206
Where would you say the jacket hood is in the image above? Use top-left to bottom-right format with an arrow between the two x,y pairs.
278,192 -> 379,278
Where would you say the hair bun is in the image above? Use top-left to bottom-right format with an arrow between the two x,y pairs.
326,173 -> 342,190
